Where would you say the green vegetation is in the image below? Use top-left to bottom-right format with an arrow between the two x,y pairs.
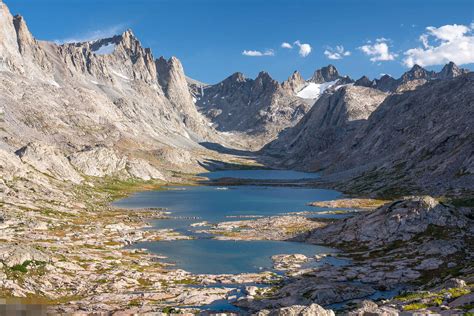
10,260 -> 46,274
162,306 -> 181,314
446,287 -> 470,298
395,291 -> 434,302
396,286 -> 472,312
128,299 -> 141,307
173,278 -> 199,285
403,303 -> 428,311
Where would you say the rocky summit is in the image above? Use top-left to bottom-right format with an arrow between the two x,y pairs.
0,0 -> 473,315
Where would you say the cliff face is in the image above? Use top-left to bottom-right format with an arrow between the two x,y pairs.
0,1 -> 226,187
193,71 -> 311,147
264,74 -> 474,195
263,85 -> 388,169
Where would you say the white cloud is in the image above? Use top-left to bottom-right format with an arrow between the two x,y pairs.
294,40 -> 312,57
281,42 -> 293,49
403,23 -> 474,67
324,45 -> 351,60
359,38 -> 397,62
54,25 -> 126,44
242,49 -> 275,57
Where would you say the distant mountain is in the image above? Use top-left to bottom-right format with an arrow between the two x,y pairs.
264,73 -> 474,195
191,64 -> 353,146
355,63 -> 470,92
191,71 -> 311,147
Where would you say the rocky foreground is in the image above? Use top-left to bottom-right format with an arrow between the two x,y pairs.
2,156 -> 473,316
234,196 -> 474,315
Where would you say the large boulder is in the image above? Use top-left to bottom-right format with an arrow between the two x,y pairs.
255,304 -> 335,316
15,142 -> 83,184
307,196 -> 470,247
348,300 -> 399,316
70,146 -> 165,180
0,244 -> 49,267
69,147 -> 127,177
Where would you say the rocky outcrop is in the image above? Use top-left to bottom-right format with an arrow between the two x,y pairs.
126,159 -> 165,181
282,71 -> 306,94
0,244 -> 49,267
156,56 -> 194,109
307,196 -> 470,247
69,147 -> 127,178
255,304 -> 335,316
347,300 -> 398,316
15,142 -> 83,184
68,147 -> 164,180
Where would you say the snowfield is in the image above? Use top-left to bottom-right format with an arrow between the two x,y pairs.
297,80 -> 339,99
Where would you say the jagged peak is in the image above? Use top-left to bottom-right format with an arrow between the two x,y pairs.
256,70 -> 274,81
289,70 -> 303,79
121,29 -> 135,38
409,64 -> 424,71
401,64 -> 436,81
221,72 -> 246,84
437,61 -> 469,79
379,74 -> 395,80
311,64 -> 340,83
156,55 -> 185,75
13,14 -> 35,50
442,61 -> 459,72
354,75 -> 373,88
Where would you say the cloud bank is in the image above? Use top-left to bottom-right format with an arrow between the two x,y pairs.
403,23 -> 474,67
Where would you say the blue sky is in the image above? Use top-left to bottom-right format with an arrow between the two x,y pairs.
5,0 -> 474,84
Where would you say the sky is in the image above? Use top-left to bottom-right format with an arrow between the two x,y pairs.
5,0 -> 474,84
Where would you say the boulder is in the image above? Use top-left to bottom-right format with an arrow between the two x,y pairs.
348,300 -> 399,316
255,303 -> 335,316
15,142 -> 82,184
307,196 -> 469,247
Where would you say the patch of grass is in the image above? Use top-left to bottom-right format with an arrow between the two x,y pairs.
162,306 -> 180,314
173,278 -> 199,285
138,278 -> 153,287
396,291 -> 435,302
128,299 -> 141,307
11,263 -> 29,273
445,287 -> 470,298
403,303 -> 428,311
10,260 -> 46,274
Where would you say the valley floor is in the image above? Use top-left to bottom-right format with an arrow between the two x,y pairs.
1,154 -> 473,315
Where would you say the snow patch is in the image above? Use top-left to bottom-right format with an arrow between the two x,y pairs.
48,80 -> 60,88
192,97 -> 197,103
297,80 -> 339,99
112,70 -> 130,81
93,43 -> 116,55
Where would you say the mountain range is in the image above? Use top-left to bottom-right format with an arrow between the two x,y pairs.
1,0 -> 472,198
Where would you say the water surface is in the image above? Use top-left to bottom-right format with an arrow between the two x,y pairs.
198,169 -> 320,180
115,170 -> 343,274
